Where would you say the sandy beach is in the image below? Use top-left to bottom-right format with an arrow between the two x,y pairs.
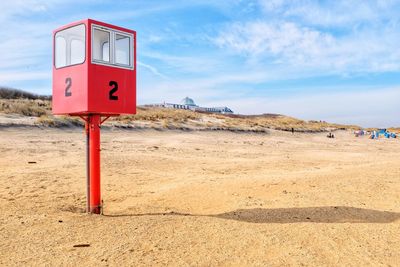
0,127 -> 399,266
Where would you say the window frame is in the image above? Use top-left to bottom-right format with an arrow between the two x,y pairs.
114,32 -> 132,68
91,24 -> 134,70
92,28 -> 111,64
54,23 -> 86,69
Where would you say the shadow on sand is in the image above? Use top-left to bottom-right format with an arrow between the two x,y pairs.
213,206 -> 400,224
103,206 -> 400,224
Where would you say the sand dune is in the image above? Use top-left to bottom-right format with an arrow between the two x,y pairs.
0,128 -> 399,266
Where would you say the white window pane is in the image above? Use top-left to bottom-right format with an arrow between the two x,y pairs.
55,36 -> 66,68
71,39 -> 85,64
115,34 -> 130,65
55,24 -> 85,68
102,42 -> 109,62
93,29 -> 110,62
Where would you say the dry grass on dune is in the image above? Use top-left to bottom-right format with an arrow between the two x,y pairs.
0,97 -> 359,132
215,113 -> 359,132
115,106 -> 358,132
117,106 -> 355,132
117,106 -> 201,123
0,98 -> 83,127
0,99 -> 50,117
0,87 -> 51,100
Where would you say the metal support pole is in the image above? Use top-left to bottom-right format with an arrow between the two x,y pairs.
89,114 -> 102,214
85,119 -> 90,213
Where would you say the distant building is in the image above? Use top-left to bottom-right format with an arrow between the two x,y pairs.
146,97 -> 234,114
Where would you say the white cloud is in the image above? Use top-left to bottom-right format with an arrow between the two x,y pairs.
137,61 -> 169,80
257,0 -> 400,27
211,0 -> 400,74
141,51 -> 224,74
0,1 -> 48,22
214,20 -> 400,73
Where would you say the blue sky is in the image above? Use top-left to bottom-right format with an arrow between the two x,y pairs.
1,0 -> 400,127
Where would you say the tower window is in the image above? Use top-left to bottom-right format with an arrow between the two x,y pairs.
55,24 -> 85,68
91,24 -> 134,70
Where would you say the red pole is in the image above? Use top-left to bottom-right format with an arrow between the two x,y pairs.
89,114 -> 101,214
85,120 -> 90,213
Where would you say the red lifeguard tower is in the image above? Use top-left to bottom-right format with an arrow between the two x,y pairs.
52,19 -> 136,214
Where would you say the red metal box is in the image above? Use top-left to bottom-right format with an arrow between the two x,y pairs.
52,19 -> 136,115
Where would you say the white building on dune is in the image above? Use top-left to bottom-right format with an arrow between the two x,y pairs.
148,97 -> 234,114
